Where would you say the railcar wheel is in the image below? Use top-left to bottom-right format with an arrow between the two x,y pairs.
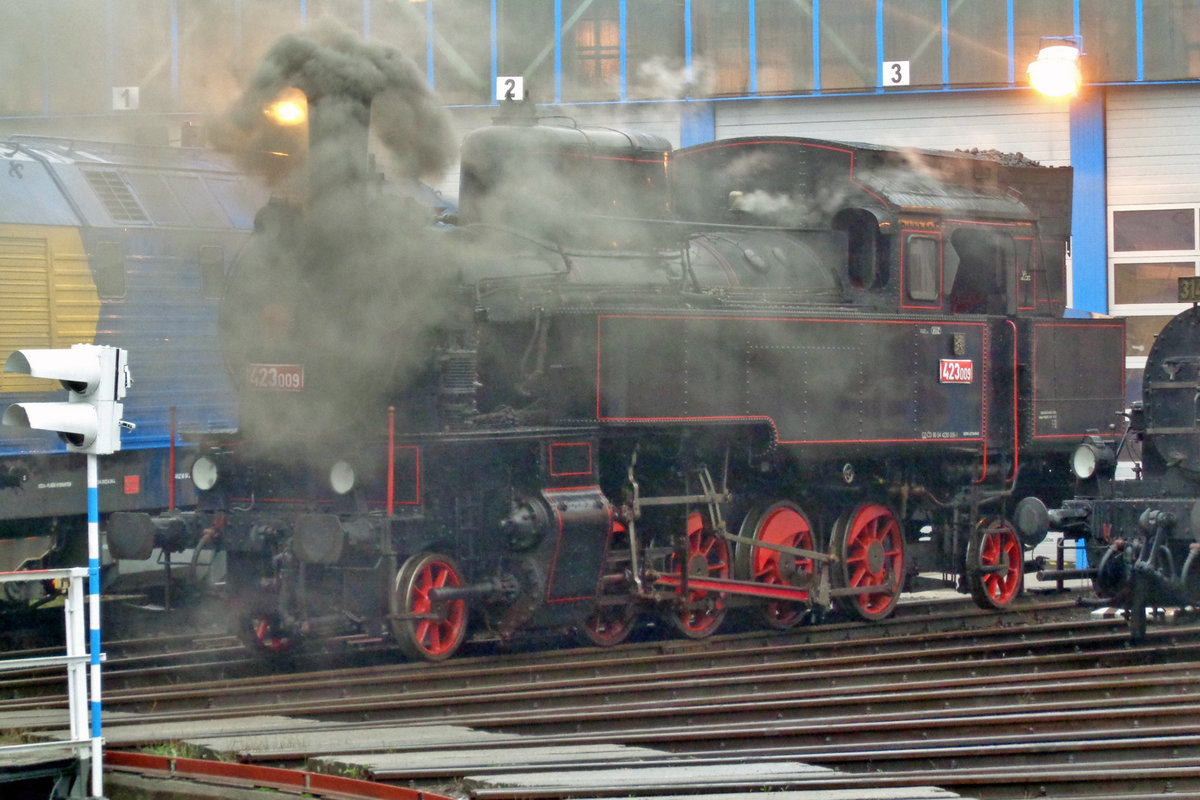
578,522 -> 637,647
830,503 -> 904,621
734,501 -> 815,628
662,511 -> 729,638
965,519 -> 1024,609
238,611 -> 296,662
390,552 -> 468,662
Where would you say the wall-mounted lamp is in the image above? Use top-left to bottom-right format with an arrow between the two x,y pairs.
1027,36 -> 1083,98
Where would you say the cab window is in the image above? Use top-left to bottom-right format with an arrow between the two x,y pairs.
904,234 -> 940,303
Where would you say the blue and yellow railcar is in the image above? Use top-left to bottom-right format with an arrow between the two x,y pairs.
0,136 -> 264,585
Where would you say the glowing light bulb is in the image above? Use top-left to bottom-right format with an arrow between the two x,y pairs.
1028,45 -> 1082,98
264,88 -> 308,126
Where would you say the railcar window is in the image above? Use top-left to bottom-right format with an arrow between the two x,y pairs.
904,234 -> 940,302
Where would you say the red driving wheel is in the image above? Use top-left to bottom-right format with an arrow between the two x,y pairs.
737,501 -> 815,628
664,511 -> 730,638
830,503 -> 904,621
390,552 -> 469,661
967,519 -> 1024,609
579,521 -> 637,646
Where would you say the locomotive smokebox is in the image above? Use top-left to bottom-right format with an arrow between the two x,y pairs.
1142,306 -> 1200,479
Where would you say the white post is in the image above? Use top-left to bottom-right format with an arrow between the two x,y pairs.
86,453 -> 104,799
65,571 -> 87,750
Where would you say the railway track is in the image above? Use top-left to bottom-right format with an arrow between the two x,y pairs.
4,590 -> 1200,799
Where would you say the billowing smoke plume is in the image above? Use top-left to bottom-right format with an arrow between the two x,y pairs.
213,21 -> 460,458
214,18 -> 454,189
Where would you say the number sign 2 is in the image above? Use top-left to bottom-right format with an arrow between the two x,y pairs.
496,76 -> 524,102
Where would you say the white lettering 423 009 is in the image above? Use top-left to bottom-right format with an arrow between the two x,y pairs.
248,364 -> 305,391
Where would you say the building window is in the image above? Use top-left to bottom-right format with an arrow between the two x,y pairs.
572,14 -> 620,93
1109,204 -> 1200,404
576,17 -> 619,80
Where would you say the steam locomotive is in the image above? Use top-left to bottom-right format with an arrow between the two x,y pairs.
105,31 -> 1126,659
1030,282 -> 1200,641
0,135 -> 264,602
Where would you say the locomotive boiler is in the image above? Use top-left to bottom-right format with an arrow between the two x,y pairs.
107,29 -> 1126,661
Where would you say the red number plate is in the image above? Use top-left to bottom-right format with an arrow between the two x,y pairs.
248,364 -> 305,391
939,359 -> 973,384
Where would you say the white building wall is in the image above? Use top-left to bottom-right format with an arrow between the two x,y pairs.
1106,85 -> 1200,206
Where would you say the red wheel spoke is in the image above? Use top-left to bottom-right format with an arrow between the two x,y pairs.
392,553 -> 467,661
833,503 -> 903,621
967,521 -> 1023,609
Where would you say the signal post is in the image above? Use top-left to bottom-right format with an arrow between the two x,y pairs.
3,344 -> 131,800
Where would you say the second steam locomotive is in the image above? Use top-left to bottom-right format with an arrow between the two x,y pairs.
108,32 -> 1126,660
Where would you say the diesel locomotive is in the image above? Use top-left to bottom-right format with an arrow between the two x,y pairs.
0,135 -> 265,601
107,29 -> 1127,660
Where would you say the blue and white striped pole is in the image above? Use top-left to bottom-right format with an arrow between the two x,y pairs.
86,452 -> 103,799
0,344 -> 129,798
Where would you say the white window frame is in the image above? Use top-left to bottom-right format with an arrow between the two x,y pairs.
1108,203 -> 1200,317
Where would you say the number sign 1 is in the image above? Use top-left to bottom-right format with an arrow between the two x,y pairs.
113,87 -> 140,111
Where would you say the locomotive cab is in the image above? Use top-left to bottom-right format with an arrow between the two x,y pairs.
670,137 -> 1068,317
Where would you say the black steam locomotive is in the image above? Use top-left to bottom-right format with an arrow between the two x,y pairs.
1028,282 -> 1200,641
106,33 -> 1126,660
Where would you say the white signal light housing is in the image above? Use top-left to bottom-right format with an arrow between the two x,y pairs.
2,344 -> 132,455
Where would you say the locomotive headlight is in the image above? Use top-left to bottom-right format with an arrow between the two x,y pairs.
1071,437 -> 1116,481
264,87 -> 308,126
329,460 -> 356,495
191,455 -> 221,491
